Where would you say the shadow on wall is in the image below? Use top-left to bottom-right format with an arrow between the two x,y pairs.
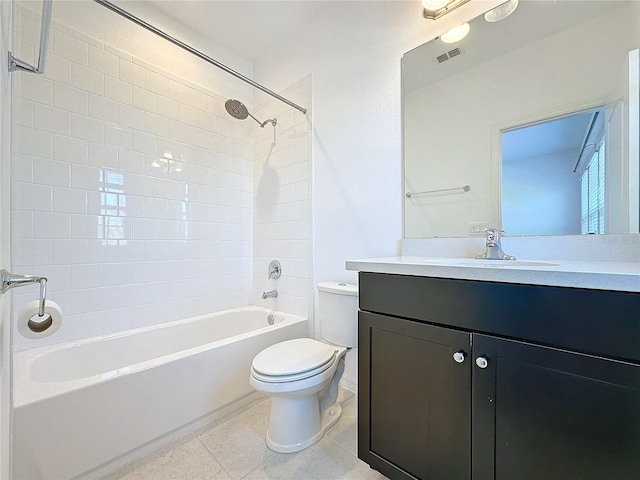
255,117 -> 280,218
255,166 -> 280,220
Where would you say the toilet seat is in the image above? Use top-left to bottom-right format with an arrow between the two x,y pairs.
251,338 -> 337,383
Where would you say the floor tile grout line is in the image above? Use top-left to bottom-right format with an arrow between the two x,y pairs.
194,434 -> 234,480
237,456 -> 265,480
328,434 -> 359,460
194,400 -> 278,480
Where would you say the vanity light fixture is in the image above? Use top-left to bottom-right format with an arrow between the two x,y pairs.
422,0 -> 470,20
484,0 -> 519,23
440,23 -> 470,43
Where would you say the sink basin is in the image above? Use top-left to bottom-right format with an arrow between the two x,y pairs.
423,258 -> 559,267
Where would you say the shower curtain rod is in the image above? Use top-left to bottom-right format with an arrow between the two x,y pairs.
92,0 -> 307,115
572,111 -> 599,173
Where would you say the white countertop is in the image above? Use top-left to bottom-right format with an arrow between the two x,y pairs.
346,256 -> 640,293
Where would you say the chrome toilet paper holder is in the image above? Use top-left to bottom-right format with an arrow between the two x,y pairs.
0,269 -> 52,331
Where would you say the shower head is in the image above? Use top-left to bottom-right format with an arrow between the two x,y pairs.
225,99 -> 249,120
224,99 -> 277,128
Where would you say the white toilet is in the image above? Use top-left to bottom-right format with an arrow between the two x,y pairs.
249,282 -> 358,453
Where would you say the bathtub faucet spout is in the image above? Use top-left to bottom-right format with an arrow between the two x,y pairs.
262,290 -> 278,300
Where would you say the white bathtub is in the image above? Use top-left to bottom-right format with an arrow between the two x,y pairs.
12,306 -> 308,480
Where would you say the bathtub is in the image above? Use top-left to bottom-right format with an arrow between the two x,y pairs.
12,306 -> 308,480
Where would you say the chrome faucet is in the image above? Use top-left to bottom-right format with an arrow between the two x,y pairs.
262,289 -> 278,299
476,228 -> 516,260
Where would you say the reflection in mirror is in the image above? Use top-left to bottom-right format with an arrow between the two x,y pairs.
403,1 -> 640,238
501,108 -> 608,236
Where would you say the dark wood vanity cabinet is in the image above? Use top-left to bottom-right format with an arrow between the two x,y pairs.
358,272 -> 640,480
359,311 -> 472,480
473,334 -> 640,480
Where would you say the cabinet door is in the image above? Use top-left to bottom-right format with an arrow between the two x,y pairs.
472,334 -> 640,480
358,311 -> 472,480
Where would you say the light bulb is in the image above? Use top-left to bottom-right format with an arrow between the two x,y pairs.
440,23 -> 470,43
422,0 -> 450,11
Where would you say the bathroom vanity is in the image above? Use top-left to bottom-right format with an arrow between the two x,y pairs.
347,257 -> 640,480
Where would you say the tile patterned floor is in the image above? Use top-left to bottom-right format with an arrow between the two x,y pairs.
102,390 -> 387,480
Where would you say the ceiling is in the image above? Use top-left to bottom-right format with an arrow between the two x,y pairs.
144,1 -> 324,62
502,109 -> 600,165
403,0 -> 622,94
139,0 -> 604,164
142,1 -> 426,65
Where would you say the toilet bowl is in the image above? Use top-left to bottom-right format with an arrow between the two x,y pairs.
250,337 -> 347,453
250,282 -> 358,453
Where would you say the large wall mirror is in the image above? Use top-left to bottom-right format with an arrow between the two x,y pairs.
403,0 -> 639,238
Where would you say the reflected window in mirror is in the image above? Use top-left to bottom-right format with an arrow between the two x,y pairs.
581,136 -> 606,234
501,107 -> 612,236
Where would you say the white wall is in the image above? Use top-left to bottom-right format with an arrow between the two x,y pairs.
502,151 -> 581,236
252,76 -> 312,321
253,1 -> 501,281
11,0 -> 319,355
20,0 -> 254,103
252,0 -> 501,388
10,0 -> 507,389
11,3 -> 257,350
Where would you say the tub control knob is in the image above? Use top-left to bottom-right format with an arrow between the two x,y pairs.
475,355 -> 489,369
452,350 -> 466,363
268,259 -> 281,279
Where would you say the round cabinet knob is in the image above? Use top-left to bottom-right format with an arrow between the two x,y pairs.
475,355 -> 489,369
452,350 -> 467,363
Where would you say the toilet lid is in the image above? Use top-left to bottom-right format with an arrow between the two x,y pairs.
252,338 -> 337,377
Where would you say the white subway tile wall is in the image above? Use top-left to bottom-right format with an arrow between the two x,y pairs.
252,77 -> 312,325
9,7 -> 313,351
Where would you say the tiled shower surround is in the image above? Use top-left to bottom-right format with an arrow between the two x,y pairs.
11,6 -> 311,350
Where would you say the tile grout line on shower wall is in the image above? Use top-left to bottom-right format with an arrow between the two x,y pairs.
12,4 -> 313,353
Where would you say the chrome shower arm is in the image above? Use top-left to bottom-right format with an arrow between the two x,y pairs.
247,112 -> 277,128
260,118 -> 278,128
247,112 -> 264,127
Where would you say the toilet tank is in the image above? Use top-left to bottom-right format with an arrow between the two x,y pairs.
318,282 -> 358,348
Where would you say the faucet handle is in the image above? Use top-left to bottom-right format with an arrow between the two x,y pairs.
484,227 -> 506,241
268,259 -> 281,280
484,227 -> 498,243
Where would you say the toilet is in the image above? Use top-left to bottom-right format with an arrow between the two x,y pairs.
249,282 -> 358,453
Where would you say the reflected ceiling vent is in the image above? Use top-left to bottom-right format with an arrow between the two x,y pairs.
435,47 -> 464,63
